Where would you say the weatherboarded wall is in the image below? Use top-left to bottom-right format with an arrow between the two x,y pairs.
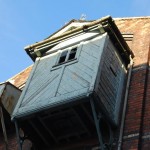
12,33 -> 108,119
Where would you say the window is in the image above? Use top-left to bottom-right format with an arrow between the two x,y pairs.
57,47 -> 77,65
58,51 -> 68,64
52,46 -> 79,70
68,47 -> 77,61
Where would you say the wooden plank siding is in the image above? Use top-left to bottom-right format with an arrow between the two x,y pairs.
13,33 -> 108,118
13,31 -> 127,126
95,38 -> 127,125
0,84 -> 5,97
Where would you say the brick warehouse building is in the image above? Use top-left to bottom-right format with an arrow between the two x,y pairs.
0,16 -> 150,150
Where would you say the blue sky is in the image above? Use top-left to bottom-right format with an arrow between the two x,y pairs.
0,0 -> 150,82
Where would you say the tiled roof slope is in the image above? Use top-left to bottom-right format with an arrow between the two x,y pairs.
7,65 -> 32,89
7,16 -> 150,88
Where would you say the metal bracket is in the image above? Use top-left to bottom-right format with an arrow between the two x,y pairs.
14,120 -> 22,150
90,98 -> 113,150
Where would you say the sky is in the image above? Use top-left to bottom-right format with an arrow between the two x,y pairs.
0,0 -> 150,82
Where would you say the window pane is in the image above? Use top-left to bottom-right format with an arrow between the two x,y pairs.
58,51 -> 68,64
68,48 -> 77,60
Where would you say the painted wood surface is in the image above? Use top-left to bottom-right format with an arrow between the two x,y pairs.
1,84 -> 21,115
95,38 -> 126,124
0,84 -> 5,97
0,83 -> 21,115
14,33 -> 107,117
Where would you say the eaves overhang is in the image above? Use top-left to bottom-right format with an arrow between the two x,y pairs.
25,16 -> 134,65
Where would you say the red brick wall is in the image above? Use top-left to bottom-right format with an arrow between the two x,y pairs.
141,66 -> 150,149
0,132 -> 18,150
115,17 -> 150,150
122,66 -> 148,150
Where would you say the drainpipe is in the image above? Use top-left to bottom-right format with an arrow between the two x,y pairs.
117,55 -> 133,150
24,16 -> 111,50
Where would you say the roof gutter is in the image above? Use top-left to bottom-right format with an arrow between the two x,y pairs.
117,55 -> 133,150
24,16 -> 113,60
24,15 -> 134,65
35,24 -> 105,56
24,15 -> 110,50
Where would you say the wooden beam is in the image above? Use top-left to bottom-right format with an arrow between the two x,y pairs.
50,137 -> 99,150
57,130 -> 85,141
0,106 -> 8,150
14,120 -> 22,150
81,104 -> 94,124
71,108 -> 91,136
38,117 -> 58,144
29,120 -> 50,147
90,98 -> 104,150
43,109 -> 70,119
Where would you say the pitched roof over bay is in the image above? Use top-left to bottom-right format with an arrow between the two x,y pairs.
7,16 -> 150,89
7,65 -> 32,89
